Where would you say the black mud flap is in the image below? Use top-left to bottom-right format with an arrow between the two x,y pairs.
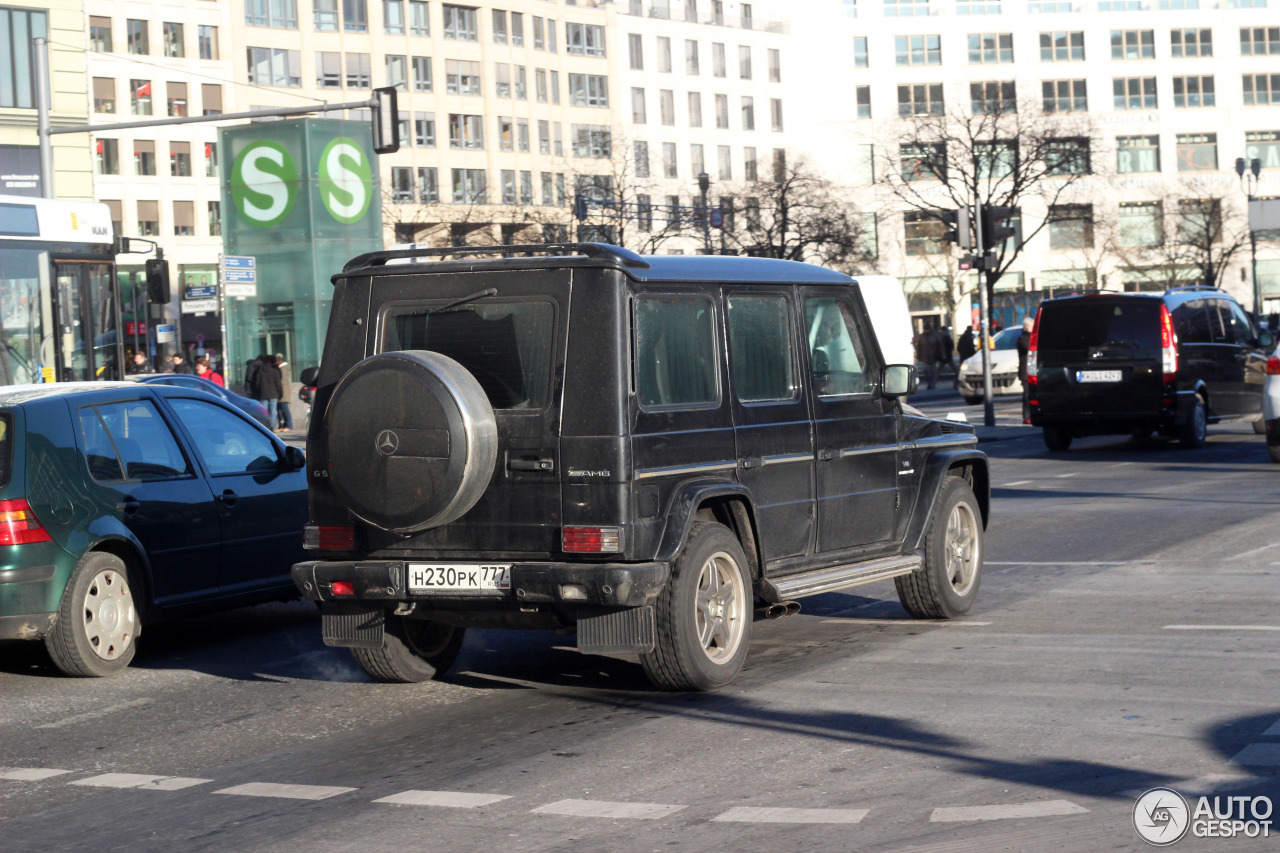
321,603 -> 385,649
577,606 -> 656,655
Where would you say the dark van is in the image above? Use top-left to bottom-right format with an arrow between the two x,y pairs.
1029,287 -> 1273,451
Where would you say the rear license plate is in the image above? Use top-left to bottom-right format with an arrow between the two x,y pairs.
407,563 -> 512,593
1076,370 -> 1122,383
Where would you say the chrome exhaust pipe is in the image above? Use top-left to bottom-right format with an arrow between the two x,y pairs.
756,603 -> 790,619
782,601 -> 801,617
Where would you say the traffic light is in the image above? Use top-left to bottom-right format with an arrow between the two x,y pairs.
145,258 -> 170,304
941,207 -> 973,250
980,204 -> 1017,252
573,195 -> 589,222
371,87 -> 400,154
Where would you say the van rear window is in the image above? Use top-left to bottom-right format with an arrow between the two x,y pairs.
1038,300 -> 1161,353
0,413 -> 11,488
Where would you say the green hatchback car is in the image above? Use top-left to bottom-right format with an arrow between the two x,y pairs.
0,382 -> 308,676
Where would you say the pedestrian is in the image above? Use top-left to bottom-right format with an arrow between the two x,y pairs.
126,352 -> 150,375
194,357 -> 224,387
1017,316 -> 1035,423
253,353 -> 284,427
957,326 -> 977,362
915,322 -> 947,390
274,353 -> 294,433
170,354 -> 193,375
940,326 -> 956,387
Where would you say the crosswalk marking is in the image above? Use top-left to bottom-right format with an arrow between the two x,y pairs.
374,791 -> 511,808
0,768 -> 72,781
71,773 -> 211,791
930,800 -> 1088,822
531,799 -> 685,820
1231,744 -> 1280,767
214,782 -> 356,800
712,807 -> 868,824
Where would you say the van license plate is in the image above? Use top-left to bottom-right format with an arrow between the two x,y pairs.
1076,370 -> 1122,383
407,564 -> 512,593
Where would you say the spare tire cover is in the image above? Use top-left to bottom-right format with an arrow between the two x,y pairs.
325,350 -> 497,533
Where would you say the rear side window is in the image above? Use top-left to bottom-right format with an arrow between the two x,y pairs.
0,413 -> 12,489
382,300 -> 555,410
1037,300 -> 1161,353
1173,300 -> 1213,344
1218,300 -> 1254,346
81,400 -> 191,481
635,296 -> 719,408
728,294 -> 796,403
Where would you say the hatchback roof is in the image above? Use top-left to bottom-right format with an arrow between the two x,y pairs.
0,382 -> 135,407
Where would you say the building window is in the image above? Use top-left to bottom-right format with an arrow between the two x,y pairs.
1244,74 -> 1280,106
971,81 -> 1016,113
202,84 -> 222,115
1119,201 -> 1163,247
572,125 -> 611,158
501,169 -> 516,205
768,48 -> 781,82
127,19 -> 149,54
629,33 -> 643,69
1098,0 -> 1143,9
1040,31 -> 1084,61
414,112 -> 436,146
446,60 -> 480,95
713,42 -> 726,76
137,201 -> 159,237
1171,29 -> 1211,57
96,138 -> 119,175
510,11 -> 523,44
904,211 -> 946,256
208,201 -> 221,236
205,141 -> 219,177
741,96 -> 754,130
956,0 -> 1002,12
245,0 -> 298,28
718,146 -> 732,180
413,56 -> 432,91
898,83 -> 944,116
167,81 -> 188,117
686,39 -> 700,74
130,79 -> 153,115
384,0 -> 404,33
856,86 -> 871,118
492,9 -> 507,43
316,52 -> 341,88
538,120 -> 550,154
969,33 -> 1013,63
315,0 -> 338,30
569,74 -> 609,107
1113,77 -> 1157,110
1173,76 -> 1215,108
566,23 -> 606,57
542,172 -> 554,206
660,89 -> 675,125
635,141 -> 650,178
1111,30 -> 1155,59
386,55 -> 408,90
896,34 -> 941,65
658,36 -> 672,72
770,98 -> 783,131
134,140 -> 156,176
1241,27 -> 1280,55
90,16 -> 112,52
744,147 -> 758,180
198,25 -> 219,60
452,169 -> 486,204
632,87 -> 646,123
884,0 -> 930,16
1247,131 -> 1280,170
1042,79 -> 1086,112
550,70 -> 560,103
901,143 -> 945,181
533,15 -> 544,49
521,171 -> 533,205
1117,135 -> 1160,172
1048,204 -> 1093,249
170,141 -> 191,177
1176,133 -> 1217,171
689,92 -> 703,127
554,122 -> 563,154
443,4 -> 477,40
497,116 -> 513,151
663,142 -> 678,177
345,53 -> 371,88
390,167 -> 414,203
410,0 -> 429,35
163,23 -> 184,58
691,143 -> 705,176
1178,199 -> 1221,243
448,114 -> 484,149
1046,137 -> 1090,175
343,0 -> 369,32
247,48 -> 301,86
716,93 -> 729,128
495,63 -> 511,97
93,78 -> 116,113
739,45 -> 752,79
854,37 -> 868,67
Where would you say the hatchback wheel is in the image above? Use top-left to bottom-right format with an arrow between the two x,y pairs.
45,552 -> 139,677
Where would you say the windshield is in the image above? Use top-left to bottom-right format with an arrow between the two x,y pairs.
992,328 -> 1022,350
1038,299 -> 1161,353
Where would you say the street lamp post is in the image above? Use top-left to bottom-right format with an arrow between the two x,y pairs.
698,171 -> 712,255
1236,156 -> 1262,314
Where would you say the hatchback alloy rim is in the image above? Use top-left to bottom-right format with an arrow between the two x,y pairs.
81,569 -> 137,661
694,551 -> 747,664
944,503 -> 980,596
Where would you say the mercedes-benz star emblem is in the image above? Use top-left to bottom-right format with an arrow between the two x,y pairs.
375,429 -> 400,456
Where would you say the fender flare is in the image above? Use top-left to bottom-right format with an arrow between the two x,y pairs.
82,527 -> 153,613
653,477 -> 762,572
903,449 -> 990,552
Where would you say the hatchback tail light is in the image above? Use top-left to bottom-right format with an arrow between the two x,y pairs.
0,499 -> 53,545
1026,307 -> 1042,386
1160,305 -> 1178,383
562,526 -> 621,553
303,524 -> 356,550
1267,356 -> 1280,376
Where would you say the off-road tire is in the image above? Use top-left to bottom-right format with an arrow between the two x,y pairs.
45,552 -> 139,677
641,522 -> 753,692
351,615 -> 464,683
895,477 -> 983,620
1043,426 -> 1072,452
1178,395 -> 1207,449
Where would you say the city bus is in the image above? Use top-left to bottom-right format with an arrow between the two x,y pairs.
0,194 -> 122,386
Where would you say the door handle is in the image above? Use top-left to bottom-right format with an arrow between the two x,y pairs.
116,498 -> 141,514
818,448 -> 837,462
506,456 -> 554,472
215,489 -> 238,507
739,456 -> 764,470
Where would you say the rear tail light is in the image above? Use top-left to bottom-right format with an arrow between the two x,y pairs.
330,580 -> 355,596
303,524 -> 356,550
562,526 -> 621,553
1160,305 -> 1178,383
0,499 -> 53,545
1267,356 -> 1280,376
1026,307 -> 1042,386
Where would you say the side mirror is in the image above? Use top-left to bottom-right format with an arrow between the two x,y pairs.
299,366 -> 320,386
1259,332 -> 1275,350
284,445 -> 306,471
883,364 -> 917,398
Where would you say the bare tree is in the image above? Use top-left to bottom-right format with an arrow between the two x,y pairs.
380,180 -> 498,248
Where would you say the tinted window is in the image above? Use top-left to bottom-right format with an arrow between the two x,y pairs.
95,400 -> 191,480
1173,300 -> 1213,344
0,412 -> 13,488
992,327 -> 1022,350
79,407 -> 125,481
383,300 -> 554,409
805,297 -> 873,397
635,296 -> 718,407
1037,299 -> 1161,353
169,398 -> 278,475
1220,300 -> 1254,346
728,294 -> 796,403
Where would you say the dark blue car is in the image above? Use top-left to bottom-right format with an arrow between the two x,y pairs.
0,382 -> 307,676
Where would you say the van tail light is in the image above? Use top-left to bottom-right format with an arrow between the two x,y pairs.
1160,305 -> 1178,383
1267,356 -> 1280,376
303,524 -> 356,550
1026,307 -> 1041,386
562,526 -> 621,553
0,499 -> 53,545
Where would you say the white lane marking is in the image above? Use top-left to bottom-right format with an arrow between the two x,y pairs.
1055,472 -> 1079,478
712,807 -> 868,824
1122,775 -> 1260,799
1262,719 -> 1280,737
37,698 -> 154,730
1231,744 -> 1280,767
145,777 -> 212,791
0,768 -> 72,781
71,773 -> 213,791
214,782 -> 356,800
531,799 -> 686,820
987,561 -> 1127,566
1225,542 -> 1280,560
1163,625 -> 1280,632
1001,480 -> 1032,487
930,800 -> 1089,822
374,791 -> 511,808
819,619 -> 991,626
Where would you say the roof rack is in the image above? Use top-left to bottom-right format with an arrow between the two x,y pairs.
341,242 -> 650,273
1164,284 -> 1224,295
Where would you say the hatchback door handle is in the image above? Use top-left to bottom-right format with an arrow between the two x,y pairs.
117,498 -> 141,514
215,489 -> 238,507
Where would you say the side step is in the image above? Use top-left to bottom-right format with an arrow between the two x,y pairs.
761,553 -> 923,601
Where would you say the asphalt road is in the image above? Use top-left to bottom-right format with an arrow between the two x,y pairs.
3,401 -> 1279,852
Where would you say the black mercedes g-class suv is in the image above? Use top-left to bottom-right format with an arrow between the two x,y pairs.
293,244 -> 989,691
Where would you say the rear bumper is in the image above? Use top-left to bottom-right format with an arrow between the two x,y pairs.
1031,390 -> 1193,434
292,559 -> 669,609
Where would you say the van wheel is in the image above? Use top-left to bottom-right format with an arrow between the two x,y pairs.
350,616 -> 464,683
895,477 -> 983,620
1043,426 -> 1072,452
1178,396 -> 1207,449
641,522 -> 752,692
45,552 -> 139,677
1270,444 -> 1280,464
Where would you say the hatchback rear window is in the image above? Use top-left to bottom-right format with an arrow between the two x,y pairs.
1038,299 -> 1161,353
0,413 -> 11,489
